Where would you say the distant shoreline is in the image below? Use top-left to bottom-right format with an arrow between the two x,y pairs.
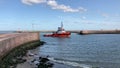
0,30 -> 120,34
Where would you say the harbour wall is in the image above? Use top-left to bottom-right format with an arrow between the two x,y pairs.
79,30 -> 120,35
0,32 -> 40,59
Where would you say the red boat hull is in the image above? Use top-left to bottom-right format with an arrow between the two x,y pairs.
43,32 -> 71,37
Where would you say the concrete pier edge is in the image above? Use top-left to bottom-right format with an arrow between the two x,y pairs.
79,30 -> 120,35
0,32 -> 40,60
0,40 -> 40,60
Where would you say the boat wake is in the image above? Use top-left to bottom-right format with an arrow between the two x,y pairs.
48,57 -> 92,68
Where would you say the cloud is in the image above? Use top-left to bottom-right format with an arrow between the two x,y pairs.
22,0 -> 46,5
47,0 -> 87,12
21,0 -> 87,13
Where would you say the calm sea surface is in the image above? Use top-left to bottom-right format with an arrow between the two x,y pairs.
38,33 -> 120,68
1,32 -> 120,68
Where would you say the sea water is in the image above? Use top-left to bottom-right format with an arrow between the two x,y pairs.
38,33 -> 120,68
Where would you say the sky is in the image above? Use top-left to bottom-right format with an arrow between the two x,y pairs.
0,0 -> 120,30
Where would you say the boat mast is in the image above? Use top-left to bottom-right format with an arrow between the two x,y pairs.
61,21 -> 63,28
61,21 -> 65,31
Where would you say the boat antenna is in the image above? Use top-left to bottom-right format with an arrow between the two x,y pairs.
61,21 -> 63,28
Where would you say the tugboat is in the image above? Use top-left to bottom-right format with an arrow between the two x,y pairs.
43,22 -> 71,37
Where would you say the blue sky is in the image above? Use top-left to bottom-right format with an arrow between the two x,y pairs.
0,0 -> 120,30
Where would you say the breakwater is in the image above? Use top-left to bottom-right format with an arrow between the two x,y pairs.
0,32 -> 40,59
79,30 -> 120,35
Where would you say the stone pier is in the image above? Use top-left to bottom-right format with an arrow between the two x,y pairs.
0,32 -> 40,59
79,30 -> 120,35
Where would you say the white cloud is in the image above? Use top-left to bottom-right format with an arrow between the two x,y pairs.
47,0 -> 57,7
21,0 -> 87,13
47,0 -> 87,12
22,0 -> 46,5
